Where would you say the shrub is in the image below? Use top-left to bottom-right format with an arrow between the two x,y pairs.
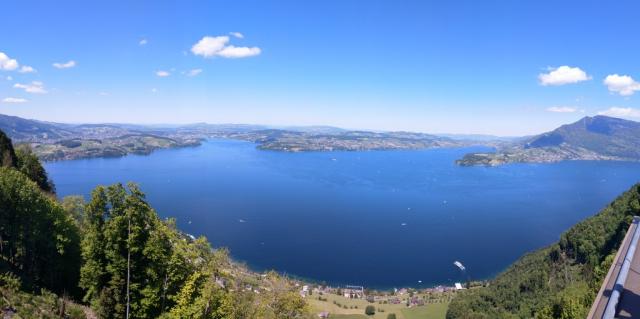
365,305 -> 375,315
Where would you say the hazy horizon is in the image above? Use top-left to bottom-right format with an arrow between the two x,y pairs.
8,111 -> 632,138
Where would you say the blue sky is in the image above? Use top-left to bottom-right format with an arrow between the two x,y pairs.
1,0 -> 640,135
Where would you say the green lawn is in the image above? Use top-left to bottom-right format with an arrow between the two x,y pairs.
307,292 -> 451,319
401,303 -> 448,319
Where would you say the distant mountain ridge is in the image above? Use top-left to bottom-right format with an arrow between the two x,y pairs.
0,114 -> 76,141
0,113 -> 476,159
457,115 -> 640,166
0,114 -> 201,161
5,113 -> 640,164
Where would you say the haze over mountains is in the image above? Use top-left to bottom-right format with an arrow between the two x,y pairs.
2,113 -> 640,165
0,113 -> 473,160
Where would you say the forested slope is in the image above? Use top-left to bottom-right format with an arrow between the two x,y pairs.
447,183 -> 640,318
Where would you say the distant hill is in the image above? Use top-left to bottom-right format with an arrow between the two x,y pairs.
0,114 -> 75,141
457,115 -> 640,166
237,129 -> 472,152
0,114 -> 200,161
0,113 -> 479,159
436,133 -> 522,142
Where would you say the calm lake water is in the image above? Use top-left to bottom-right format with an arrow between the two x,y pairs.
46,139 -> 640,288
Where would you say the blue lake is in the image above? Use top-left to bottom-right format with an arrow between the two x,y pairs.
45,139 -> 640,288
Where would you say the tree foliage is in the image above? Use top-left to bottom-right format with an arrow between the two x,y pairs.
14,144 -> 55,193
80,183 -> 310,319
0,167 -> 80,295
0,130 -> 17,167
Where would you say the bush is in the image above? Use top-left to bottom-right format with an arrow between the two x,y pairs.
0,272 -> 21,291
365,305 -> 376,315
387,314 -> 397,319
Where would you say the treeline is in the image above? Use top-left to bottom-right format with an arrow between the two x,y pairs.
446,183 -> 640,318
0,129 -> 310,318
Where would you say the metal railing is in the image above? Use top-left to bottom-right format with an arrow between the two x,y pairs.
602,216 -> 640,319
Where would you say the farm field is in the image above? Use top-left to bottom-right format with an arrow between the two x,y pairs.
307,291 -> 451,319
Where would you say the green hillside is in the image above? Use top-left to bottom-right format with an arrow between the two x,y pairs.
447,183 -> 640,318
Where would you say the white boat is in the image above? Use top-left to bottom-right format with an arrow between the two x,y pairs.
454,261 -> 466,271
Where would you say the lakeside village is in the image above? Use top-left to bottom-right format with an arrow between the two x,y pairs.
298,283 -> 464,302
286,260 -> 476,317
229,263 -> 481,318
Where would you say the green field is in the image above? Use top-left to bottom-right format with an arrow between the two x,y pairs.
401,303 -> 449,319
307,291 -> 450,319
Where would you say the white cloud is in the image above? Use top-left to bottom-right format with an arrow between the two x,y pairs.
2,97 -> 28,104
156,70 -> 170,77
14,81 -> 47,94
546,106 -> 577,113
53,60 -> 76,69
191,36 -> 229,57
538,66 -> 591,86
186,69 -> 202,77
217,46 -> 261,58
229,32 -> 244,39
19,65 -> 36,73
603,74 -> 640,96
0,52 -> 19,71
0,53 -> 35,73
598,107 -> 640,119
139,39 -> 148,46
191,35 -> 261,59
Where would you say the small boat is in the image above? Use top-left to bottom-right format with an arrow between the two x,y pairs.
454,261 -> 466,271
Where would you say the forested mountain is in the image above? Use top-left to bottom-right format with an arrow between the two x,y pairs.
447,183 -> 640,318
0,129 -> 310,318
457,115 -> 640,166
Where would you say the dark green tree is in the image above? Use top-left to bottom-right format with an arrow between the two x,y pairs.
80,183 -> 194,319
0,167 -> 80,295
79,186 -> 109,306
0,130 -> 17,167
14,144 -> 55,193
62,195 -> 86,226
